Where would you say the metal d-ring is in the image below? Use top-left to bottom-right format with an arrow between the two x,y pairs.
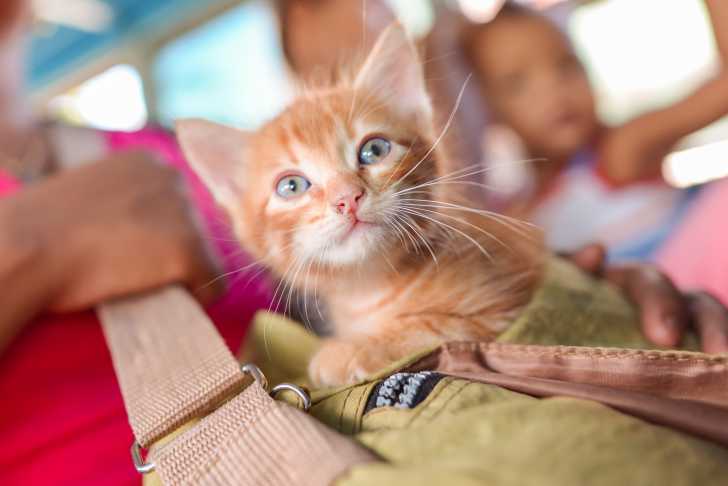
241,363 -> 311,412
131,440 -> 155,474
270,383 -> 312,412
241,363 -> 269,391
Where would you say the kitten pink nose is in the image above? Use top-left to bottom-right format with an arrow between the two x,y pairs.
334,190 -> 365,215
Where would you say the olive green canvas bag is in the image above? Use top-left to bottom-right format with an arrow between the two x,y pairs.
98,259 -> 728,486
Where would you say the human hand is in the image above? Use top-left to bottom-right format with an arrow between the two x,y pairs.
568,244 -> 728,353
8,151 -> 222,312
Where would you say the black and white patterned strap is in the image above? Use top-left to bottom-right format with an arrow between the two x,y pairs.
365,371 -> 445,412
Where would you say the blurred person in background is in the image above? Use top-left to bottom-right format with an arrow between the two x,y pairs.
0,1 -> 270,484
461,0 -> 728,303
0,0 -> 726,484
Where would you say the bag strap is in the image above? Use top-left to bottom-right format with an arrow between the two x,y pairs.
98,286 -> 375,486
409,342 -> 728,447
99,286 -> 728,483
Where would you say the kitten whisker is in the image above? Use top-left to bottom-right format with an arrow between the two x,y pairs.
264,257 -> 299,360
266,258 -> 302,358
420,49 -> 458,66
285,257 -> 309,328
390,74 -> 472,191
386,209 -> 439,265
399,198 -> 538,240
387,217 -> 413,252
313,241 -> 330,323
398,207 -> 493,262
416,180 -> 500,191
200,261 -> 261,290
387,213 -> 420,253
382,136 -> 418,189
268,250 -> 304,316
392,164 -> 491,196
199,245 -> 295,291
392,157 -> 547,197
301,256 -> 316,332
379,243 -> 400,275
241,265 -> 270,290
397,204 -> 511,253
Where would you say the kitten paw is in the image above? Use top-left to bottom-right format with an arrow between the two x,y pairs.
309,339 -> 396,387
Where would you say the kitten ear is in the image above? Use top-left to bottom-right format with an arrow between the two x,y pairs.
354,23 -> 432,120
176,118 -> 249,207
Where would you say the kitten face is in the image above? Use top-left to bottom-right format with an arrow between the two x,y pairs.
246,93 -> 435,269
178,24 -> 437,278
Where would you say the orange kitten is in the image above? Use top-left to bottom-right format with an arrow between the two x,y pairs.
177,24 -> 545,387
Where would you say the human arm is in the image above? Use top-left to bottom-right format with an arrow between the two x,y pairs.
0,212 -> 59,354
0,152 -> 222,355
599,0 -> 728,184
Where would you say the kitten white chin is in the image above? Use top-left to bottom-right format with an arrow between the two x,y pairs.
319,223 -> 386,266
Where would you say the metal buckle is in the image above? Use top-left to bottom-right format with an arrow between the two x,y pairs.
130,363 -> 312,475
241,363 -> 269,391
242,363 -> 311,412
131,441 -> 155,474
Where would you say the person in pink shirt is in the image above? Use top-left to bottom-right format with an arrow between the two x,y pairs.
0,3 -> 270,484
0,1 -> 725,485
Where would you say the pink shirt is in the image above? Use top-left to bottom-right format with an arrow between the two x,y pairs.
0,129 -> 271,485
0,169 -> 20,194
657,177 -> 728,305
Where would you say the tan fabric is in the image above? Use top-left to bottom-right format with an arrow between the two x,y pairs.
99,286 -> 247,447
99,286 -> 375,486
153,382 -> 376,486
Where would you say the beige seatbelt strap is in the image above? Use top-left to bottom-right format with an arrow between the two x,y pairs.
98,286 -> 375,486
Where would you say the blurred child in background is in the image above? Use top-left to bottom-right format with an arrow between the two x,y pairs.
464,0 -> 728,302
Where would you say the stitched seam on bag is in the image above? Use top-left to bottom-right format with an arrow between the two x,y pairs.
353,384 -> 374,434
409,379 -> 477,427
338,387 -> 356,433
446,342 -> 728,366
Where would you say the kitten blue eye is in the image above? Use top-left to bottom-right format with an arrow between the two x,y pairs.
276,175 -> 311,199
358,137 -> 392,166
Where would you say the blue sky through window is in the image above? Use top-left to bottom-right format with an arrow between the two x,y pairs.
154,0 -> 294,130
